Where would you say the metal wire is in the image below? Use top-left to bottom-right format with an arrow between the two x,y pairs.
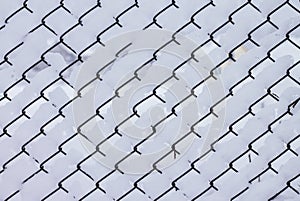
0,0 -> 300,200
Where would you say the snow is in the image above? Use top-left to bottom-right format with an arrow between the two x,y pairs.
0,0 -> 299,200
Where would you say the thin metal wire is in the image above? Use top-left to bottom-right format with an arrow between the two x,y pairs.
0,0 -> 299,200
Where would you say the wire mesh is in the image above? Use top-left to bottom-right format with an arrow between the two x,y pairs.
0,0 -> 300,200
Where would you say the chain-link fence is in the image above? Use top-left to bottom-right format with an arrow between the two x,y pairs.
0,0 -> 300,200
